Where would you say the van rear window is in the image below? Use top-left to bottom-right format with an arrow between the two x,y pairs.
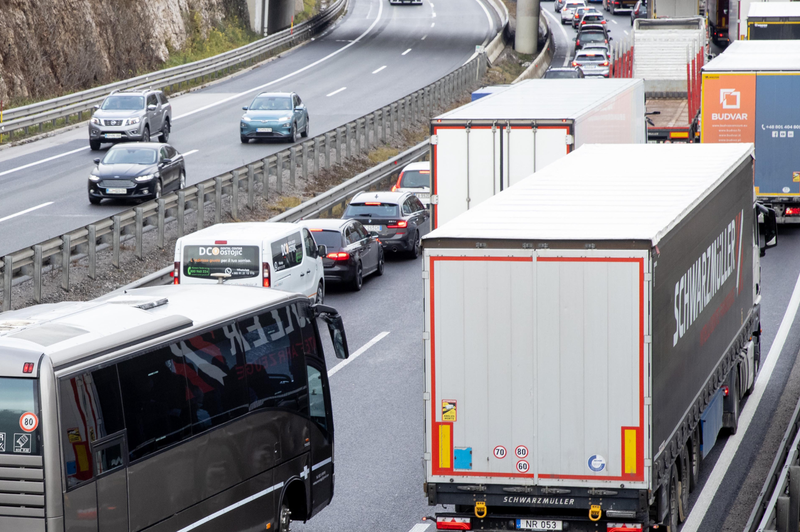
0,378 -> 40,455
183,245 -> 260,279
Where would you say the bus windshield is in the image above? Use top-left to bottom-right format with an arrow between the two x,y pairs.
0,378 -> 40,455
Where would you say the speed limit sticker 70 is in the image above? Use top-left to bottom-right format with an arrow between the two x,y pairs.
516,460 -> 530,473
19,413 -> 38,433
493,446 -> 507,459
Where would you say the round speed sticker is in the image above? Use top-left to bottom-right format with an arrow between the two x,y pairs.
19,412 -> 39,432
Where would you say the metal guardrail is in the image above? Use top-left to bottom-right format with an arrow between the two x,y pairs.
0,0 -> 345,140
0,55 -> 488,311
746,397 -> 800,532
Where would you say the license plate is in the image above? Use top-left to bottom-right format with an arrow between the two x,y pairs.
516,520 -> 562,530
104,133 -> 122,139
257,127 -> 273,133
414,192 -> 430,199
106,188 -> 126,194
363,225 -> 382,232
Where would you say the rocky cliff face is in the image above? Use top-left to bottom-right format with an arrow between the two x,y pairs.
0,0 -> 247,105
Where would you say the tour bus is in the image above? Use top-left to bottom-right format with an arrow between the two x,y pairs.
0,284 -> 349,532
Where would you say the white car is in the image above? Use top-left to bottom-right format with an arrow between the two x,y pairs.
561,0 -> 586,23
392,161 -> 431,207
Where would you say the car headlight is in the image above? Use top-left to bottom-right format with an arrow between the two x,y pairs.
125,117 -> 140,126
91,117 -> 101,125
242,116 -> 252,122
277,116 -> 291,123
135,174 -> 157,182
89,175 -> 100,182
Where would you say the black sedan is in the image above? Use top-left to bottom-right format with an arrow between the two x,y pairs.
88,142 -> 185,204
342,191 -> 430,258
296,219 -> 383,291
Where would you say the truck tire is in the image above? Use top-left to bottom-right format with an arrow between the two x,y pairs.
678,444 -> 690,522
279,503 -> 291,532
747,333 -> 761,395
666,466 -> 680,532
725,367 -> 740,435
689,426 -> 701,492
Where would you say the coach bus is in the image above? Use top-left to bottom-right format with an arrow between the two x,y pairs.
0,284 -> 349,532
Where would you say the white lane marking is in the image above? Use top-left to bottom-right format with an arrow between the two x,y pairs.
430,2 -> 434,6
177,482 -> 284,532
431,22 -> 435,27
681,270 -> 800,531
326,87 -> 347,97
421,35 -> 427,40
624,29 -> 629,34
174,0 -> 384,121
542,9 -> 572,67
0,202 -> 55,223
0,146 -> 88,178
328,331 -> 390,377
432,11 -> 437,17
409,524 -> 431,532
373,65 -> 387,74
611,18 -> 617,23
402,48 -> 412,55
182,149 -> 199,157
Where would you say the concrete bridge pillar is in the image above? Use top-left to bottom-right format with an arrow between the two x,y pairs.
246,0 -> 269,36
516,0 -> 540,54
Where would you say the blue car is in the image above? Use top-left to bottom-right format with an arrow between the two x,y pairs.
240,92 -> 309,143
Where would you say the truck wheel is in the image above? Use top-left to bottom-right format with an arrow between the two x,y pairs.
747,334 -> 761,395
666,466 -> 680,532
689,426 -> 701,492
278,503 -> 291,532
678,445 -> 690,522
726,368 -> 740,435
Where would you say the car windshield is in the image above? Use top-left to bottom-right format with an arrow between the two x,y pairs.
249,96 -> 293,111
103,148 -> 158,165
400,170 -> 430,189
344,203 -> 400,218
545,70 -> 580,78
101,95 -> 145,111
308,230 -> 344,249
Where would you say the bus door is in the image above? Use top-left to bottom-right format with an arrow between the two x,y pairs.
92,432 -> 129,531
304,357 -> 334,516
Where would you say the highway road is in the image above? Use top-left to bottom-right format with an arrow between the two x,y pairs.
0,0 -> 499,257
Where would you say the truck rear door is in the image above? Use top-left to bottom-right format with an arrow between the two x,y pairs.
424,248 -> 650,488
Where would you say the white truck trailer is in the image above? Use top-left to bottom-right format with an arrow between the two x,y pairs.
429,79 -> 645,229
422,143 -> 777,531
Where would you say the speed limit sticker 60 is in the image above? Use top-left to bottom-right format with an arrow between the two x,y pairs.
19,412 -> 38,432
516,460 -> 530,473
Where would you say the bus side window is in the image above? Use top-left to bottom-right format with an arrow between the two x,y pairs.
118,347 -> 192,461
238,306 -> 308,414
59,365 -> 125,489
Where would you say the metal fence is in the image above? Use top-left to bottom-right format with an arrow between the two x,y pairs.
0,56 -> 488,311
0,0 -> 346,140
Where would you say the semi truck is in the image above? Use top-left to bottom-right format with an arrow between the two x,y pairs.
708,0 -> 731,45
701,40 -> 800,223
422,143 -> 777,531
632,17 -> 706,142
746,2 -> 800,40
429,79 -> 645,229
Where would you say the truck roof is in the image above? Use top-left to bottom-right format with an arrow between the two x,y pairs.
435,79 -> 643,121
0,285 -> 296,372
424,143 -> 752,244
704,40 -> 800,71
748,2 -> 800,19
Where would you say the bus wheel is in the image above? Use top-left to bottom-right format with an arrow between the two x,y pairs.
279,503 -> 292,532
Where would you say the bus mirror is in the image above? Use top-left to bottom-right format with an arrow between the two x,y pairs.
325,314 -> 349,359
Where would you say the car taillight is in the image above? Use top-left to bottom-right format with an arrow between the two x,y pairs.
327,252 -> 350,260
387,220 -> 408,229
172,261 -> 180,284
576,40 -> 580,46
572,61 -> 581,67
787,207 -> 800,216
263,262 -> 271,287
23,363 -> 35,374
437,517 -> 471,530
602,61 -> 609,66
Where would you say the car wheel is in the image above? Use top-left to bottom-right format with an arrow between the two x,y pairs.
154,179 -> 162,201
351,262 -> 363,291
142,125 -> 150,142
315,281 -> 325,304
89,196 -> 102,205
407,231 -> 421,259
179,170 -> 186,190
289,123 -> 298,143
278,503 -> 291,532
376,249 -> 385,275
631,16 -> 634,25
240,135 -> 249,144
158,120 -> 170,143
666,466 -> 680,532
89,139 -> 101,151
301,116 -> 309,138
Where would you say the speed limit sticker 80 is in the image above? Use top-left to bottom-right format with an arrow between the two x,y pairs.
19,412 -> 39,432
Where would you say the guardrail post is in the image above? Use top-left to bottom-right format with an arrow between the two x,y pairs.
215,177 -> 222,224
3,256 -> 12,311
88,225 -> 97,279
196,184 -> 205,230
61,234 -> 71,291
135,208 -> 144,260
247,164 -> 255,209
232,170 -> 240,220
334,129 -> 342,163
158,199 -> 166,248
389,105 -> 395,138
345,123 -> 353,159
301,144 -> 309,180
177,190 -> 186,237
324,134 -> 331,169
356,119 -> 364,153
113,216 -> 121,268
290,148 -> 297,187
276,153 -> 284,194
382,108 -> 388,142
261,159 -> 270,201
33,245 -> 42,303
314,138 -> 321,177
